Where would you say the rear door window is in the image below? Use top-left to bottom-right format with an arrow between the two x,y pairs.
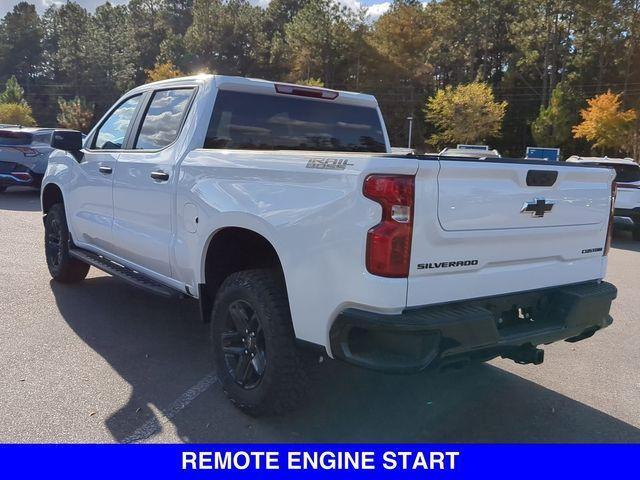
204,90 -> 386,152
134,88 -> 194,150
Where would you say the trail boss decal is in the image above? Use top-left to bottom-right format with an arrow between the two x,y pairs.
417,260 -> 479,269
306,158 -> 354,170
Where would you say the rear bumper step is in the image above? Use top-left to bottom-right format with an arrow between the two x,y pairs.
330,281 -> 617,373
69,248 -> 181,298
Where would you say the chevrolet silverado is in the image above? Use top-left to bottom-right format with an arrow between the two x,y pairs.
41,75 -> 617,415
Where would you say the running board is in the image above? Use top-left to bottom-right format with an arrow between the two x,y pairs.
69,248 -> 180,298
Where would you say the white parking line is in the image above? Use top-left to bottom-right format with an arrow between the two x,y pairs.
122,373 -> 218,444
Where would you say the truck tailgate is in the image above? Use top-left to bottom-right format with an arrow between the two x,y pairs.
437,161 -> 609,230
407,159 -> 614,307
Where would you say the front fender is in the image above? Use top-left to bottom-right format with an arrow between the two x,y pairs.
40,150 -> 77,212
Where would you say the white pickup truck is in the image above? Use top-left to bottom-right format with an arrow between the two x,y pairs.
42,75 -> 617,415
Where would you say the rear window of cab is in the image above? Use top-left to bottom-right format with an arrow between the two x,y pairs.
204,90 -> 386,153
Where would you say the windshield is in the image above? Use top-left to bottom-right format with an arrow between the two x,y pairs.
0,131 -> 32,146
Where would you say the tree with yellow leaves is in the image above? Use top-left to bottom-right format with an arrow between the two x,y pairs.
145,61 -> 184,83
0,103 -> 36,126
572,91 -> 637,155
424,82 -> 507,147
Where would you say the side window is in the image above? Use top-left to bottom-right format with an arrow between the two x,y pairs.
93,95 -> 142,150
134,88 -> 194,150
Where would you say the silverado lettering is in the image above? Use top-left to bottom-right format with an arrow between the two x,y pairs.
417,260 -> 479,269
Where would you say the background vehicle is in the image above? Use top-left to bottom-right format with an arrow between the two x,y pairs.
390,146 -> 414,155
439,147 -> 501,158
41,75 -> 617,415
566,156 -> 640,240
0,127 -> 55,193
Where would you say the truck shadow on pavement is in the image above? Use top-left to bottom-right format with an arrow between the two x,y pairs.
0,188 -> 41,212
51,275 -> 640,444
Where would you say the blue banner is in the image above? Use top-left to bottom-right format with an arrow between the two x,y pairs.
526,147 -> 561,161
0,444 -> 636,479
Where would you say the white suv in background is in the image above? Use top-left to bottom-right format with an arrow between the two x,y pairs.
566,156 -> 640,240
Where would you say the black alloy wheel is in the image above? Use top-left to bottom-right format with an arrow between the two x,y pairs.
44,203 -> 90,283
222,299 -> 267,389
45,215 -> 64,269
210,269 -> 308,415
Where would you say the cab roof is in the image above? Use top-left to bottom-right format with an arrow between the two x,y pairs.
130,74 -> 379,109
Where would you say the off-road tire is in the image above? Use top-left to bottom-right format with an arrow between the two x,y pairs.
44,203 -> 90,283
211,269 -> 308,416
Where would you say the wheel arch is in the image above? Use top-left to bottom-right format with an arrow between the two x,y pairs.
41,183 -> 64,215
199,226 -> 288,324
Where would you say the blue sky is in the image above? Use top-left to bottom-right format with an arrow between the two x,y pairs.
0,0 -> 393,19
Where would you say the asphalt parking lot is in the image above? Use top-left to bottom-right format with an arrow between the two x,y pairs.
1,187 -> 639,443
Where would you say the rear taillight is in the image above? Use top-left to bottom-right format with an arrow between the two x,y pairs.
12,146 -> 39,157
11,172 -> 31,181
363,174 -> 415,277
604,180 -> 617,256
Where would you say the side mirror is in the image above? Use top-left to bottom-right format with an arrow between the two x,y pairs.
51,129 -> 83,152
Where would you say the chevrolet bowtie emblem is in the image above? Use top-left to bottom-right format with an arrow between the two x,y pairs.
521,198 -> 554,217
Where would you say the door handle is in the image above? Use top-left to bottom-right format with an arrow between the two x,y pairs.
150,170 -> 170,182
98,166 -> 112,175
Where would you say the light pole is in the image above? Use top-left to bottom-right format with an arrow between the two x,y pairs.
406,116 -> 414,150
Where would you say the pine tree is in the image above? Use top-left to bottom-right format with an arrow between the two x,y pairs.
532,81 -> 582,150
0,76 -> 26,105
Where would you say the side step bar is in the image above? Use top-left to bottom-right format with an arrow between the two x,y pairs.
69,248 -> 181,298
